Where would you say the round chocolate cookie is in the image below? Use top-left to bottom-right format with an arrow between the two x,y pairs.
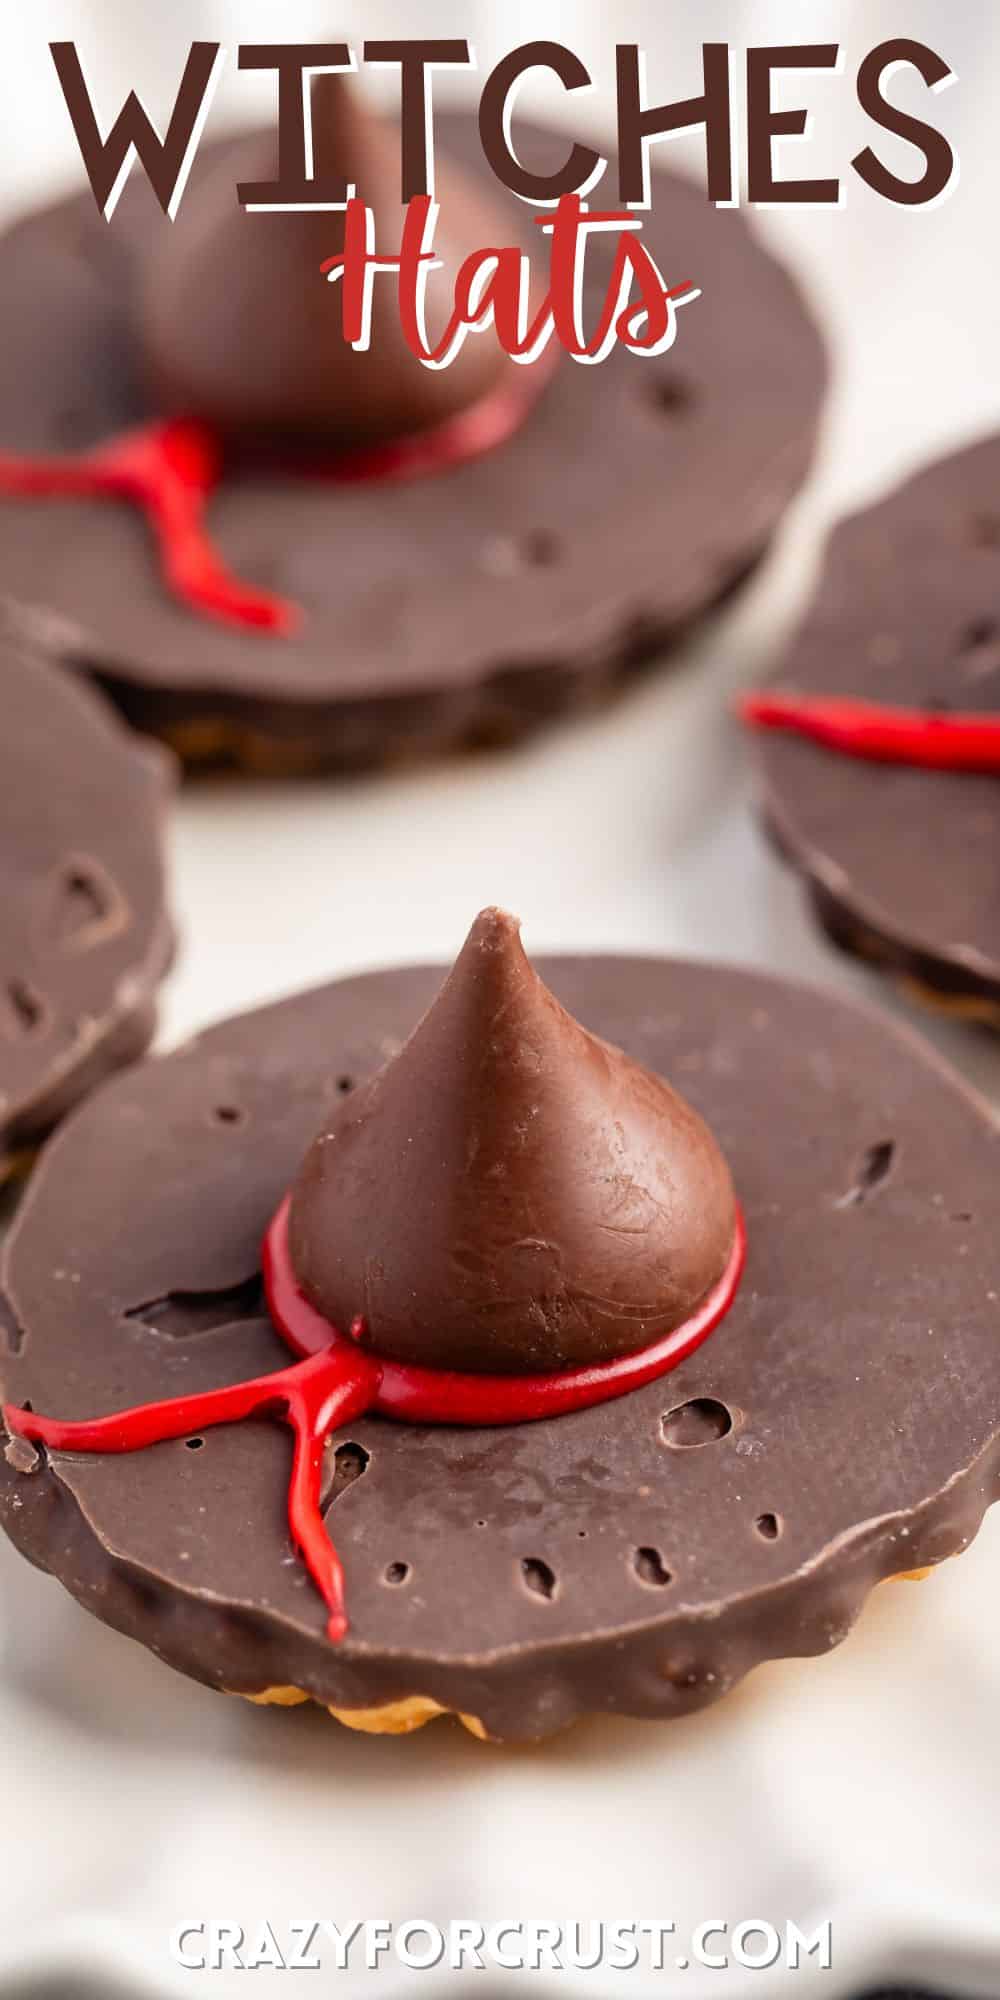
2,954 -> 998,1740
0,115 -> 826,772
0,638 -> 173,1175
748,435 -> 1000,1018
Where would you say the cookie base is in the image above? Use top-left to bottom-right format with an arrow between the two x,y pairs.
239,1684 -> 490,1739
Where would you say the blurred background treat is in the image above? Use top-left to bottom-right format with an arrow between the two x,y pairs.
0,27 -> 825,771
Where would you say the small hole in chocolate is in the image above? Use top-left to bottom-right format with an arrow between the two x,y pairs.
5,979 -> 45,1037
661,1398 -> 733,1448
633,1546 -> 672,1587
960,617 -> 997,653
577,1529 -> 588,1539
650,376 -> 695,416
334,1440 -> 369,1481
522,529 -> 560,567
971,514 -> 1000,549
324,1439 -> 370,1509
49,859 -> 125,953
521,1557 -> 557,1600
64,867 -> 105,924
952,1211 -> 973,1223
124,1274 -> 265,1339
837,1139 -> 896,1208
212,1105 -> 244,1126
475,1518 -> 487,1528
336,1076 -> 353,1094
384,1561 -> 410,1585
479,531 -> 560,578
755,1512 -> 781,1540
185,1436 -> 205,1451
0,1293 -> 26,1358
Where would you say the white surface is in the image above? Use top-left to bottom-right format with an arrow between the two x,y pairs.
3,3 -> 1000,1995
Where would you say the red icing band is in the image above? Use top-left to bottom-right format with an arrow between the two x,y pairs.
3,1195 -> 745,1642
0,364 -> 550,637
0,421 -> 298,637
263,1196 -> 746,1422
741,690 -> 1000,773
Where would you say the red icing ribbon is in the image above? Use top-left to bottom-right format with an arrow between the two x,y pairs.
741,690 -> 1000,773
0,365 -> 549,638
0,421 -> 297,636
3,1195 -> 746,1643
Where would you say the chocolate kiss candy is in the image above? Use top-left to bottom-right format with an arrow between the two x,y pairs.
142,76 -> 529,446
288,908 -> 738,1373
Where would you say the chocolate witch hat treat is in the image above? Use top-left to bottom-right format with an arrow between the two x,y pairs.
0,637 -> 173,1177
743,435 -> 1000,1020
0,84 -> 825,772
288,910 -> 737,1373
143,76 -> 527,449
3,910 -> 999,1741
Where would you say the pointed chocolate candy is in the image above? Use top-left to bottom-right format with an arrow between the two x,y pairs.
142,77 -> 529,446
288,909 -> 737,1373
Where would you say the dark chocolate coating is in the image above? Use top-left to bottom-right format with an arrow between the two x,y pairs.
750,435 -> 1000,1012
0,115 -> 826,770
0,638 -> 173,1171
143,81 -> 524,445
3,955 -> 999,1740
289,910 -> 736,1370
